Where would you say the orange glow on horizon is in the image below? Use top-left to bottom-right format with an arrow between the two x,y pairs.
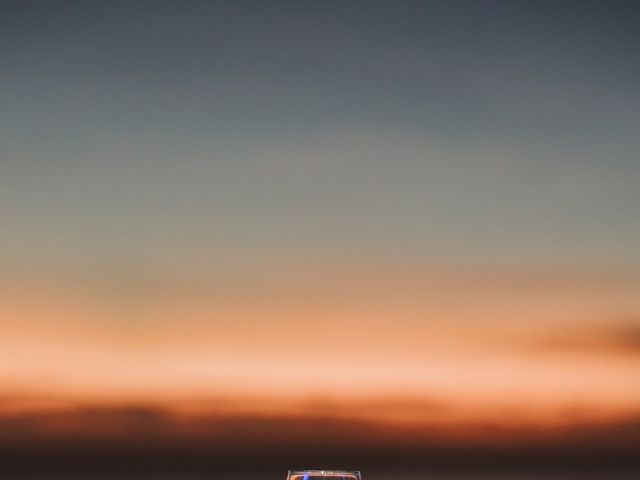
2,262 -> 639,429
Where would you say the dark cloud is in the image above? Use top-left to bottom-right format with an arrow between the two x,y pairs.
609,324 -> 640,351
1,405 -> 639,475
529,322 -> 640,355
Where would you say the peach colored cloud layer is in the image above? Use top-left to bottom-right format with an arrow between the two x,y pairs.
2,263 -> 639,427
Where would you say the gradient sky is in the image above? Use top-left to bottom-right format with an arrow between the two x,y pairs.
1,0 -> 640,431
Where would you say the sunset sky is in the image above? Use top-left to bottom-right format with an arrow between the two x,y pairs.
1,1 -> 640,456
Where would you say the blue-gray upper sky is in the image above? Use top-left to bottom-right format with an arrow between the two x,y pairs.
2,0 -> 639,271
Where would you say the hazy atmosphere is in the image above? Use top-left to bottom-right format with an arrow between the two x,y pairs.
1,0 -> 639,477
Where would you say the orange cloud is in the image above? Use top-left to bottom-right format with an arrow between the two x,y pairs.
1,262 -> 639,426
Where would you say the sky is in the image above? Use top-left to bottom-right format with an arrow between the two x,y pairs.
1,0 -> 640,471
